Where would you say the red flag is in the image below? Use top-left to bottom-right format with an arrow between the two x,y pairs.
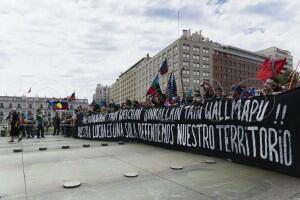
256,58 -> 287,81
65,92 -> 75,101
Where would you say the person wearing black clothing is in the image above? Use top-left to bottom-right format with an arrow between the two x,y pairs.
36,110 -> 44,138
52,112 -> 61,135
8,109 -> 22,143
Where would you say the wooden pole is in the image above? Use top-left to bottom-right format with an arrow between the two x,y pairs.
288,60 -> 300,90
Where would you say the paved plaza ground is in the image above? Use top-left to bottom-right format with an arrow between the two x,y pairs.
0,135 -> 300,200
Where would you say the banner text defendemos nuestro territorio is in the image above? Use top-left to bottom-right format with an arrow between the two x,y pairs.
78,99 -> 292,167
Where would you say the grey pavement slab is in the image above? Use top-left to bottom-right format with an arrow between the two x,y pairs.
0,136 -> 300,200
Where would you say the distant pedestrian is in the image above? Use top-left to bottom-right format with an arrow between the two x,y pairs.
36,109 -> 45,138
8,108 -> 22,143
19,112 -> 26,138
25,111 -> 35,138
52,112 -> 60,135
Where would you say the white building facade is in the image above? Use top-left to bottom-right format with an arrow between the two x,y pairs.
111,30 -> 214,104
94,84 -> 110,104
0,96 -> 88,122
257,47 -> 293,68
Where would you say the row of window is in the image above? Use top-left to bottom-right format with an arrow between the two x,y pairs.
214,52 -> 262,65
0,103 -> 38,109
215,67 -> 255,76
182,70 -> 209,76
183,62 -> 210,67
214,61 -> 258,70
182,73 -> 210,83
183,44 -> 210,53
183,54 -> 209,61
215,74 -> 255,82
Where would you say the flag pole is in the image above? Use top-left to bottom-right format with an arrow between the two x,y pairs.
178,11 -> 180,38
288,60 -> 300,90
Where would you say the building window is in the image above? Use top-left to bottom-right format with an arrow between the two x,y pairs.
183,53 -> 189,58
202,56 -> 209,61
183,44 -> 190,51
193,79 -> 200,83
0,103 -> 3,108
193,46 -> 200,52
29,104 -> 32,109
183,78 -> 190,83
173,54 -> 178,60
193,63 -> 200,68
203,72 -> 209,76
182,70 -> 190,75
194,63 -> 200,68
17,104 -> 21,109
193,71 -> 200,76
183,61 -> 189,66
193,54 -> 200,60
203,48 -> 209,53
167,49 -> 172,56
203,64 -> 209,69
0,112 -> 3,116
9,103 -> 12,108
40,104 -> 43,109
173,46 -> 178,52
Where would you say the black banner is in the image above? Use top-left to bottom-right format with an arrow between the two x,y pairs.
77,88 -> 300,177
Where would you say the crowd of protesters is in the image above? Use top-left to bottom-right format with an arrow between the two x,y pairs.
4,71 -> 299,143
5,107 -> 82,143
88,76 -> 299,115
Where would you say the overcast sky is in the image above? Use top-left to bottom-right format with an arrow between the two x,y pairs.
0,0 -> 299,101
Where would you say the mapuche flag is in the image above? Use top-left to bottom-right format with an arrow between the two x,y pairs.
48,100 -> 69,110
147,74 -> 162,96
256,58 -> 287,81
166,73 -> 177,98
159,58 -> 169,75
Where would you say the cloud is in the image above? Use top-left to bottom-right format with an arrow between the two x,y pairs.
243,1 -> 291,19
144,7 -> 178,19
0,0 -> 299,102
207,0 -> 228,6
243,27 -> 265,34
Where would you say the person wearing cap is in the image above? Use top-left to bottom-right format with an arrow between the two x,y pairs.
262,78 -> 282,95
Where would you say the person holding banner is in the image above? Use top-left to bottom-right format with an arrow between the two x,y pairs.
262,78 -> 282,95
